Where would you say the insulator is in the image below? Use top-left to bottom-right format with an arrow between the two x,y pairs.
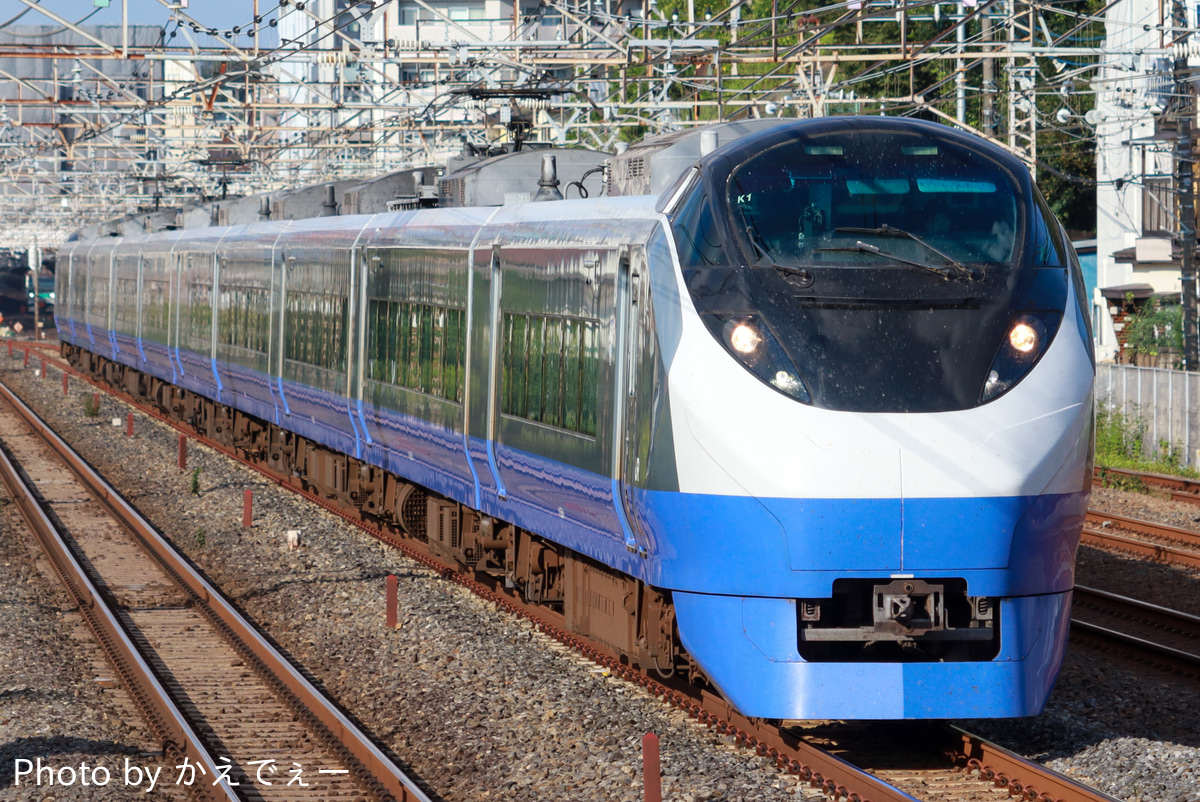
1172,40 -> 1200,58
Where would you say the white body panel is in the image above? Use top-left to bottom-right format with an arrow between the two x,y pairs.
663,246 -> 1094,502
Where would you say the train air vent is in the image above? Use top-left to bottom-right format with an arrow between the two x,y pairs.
396,485 -> 429,539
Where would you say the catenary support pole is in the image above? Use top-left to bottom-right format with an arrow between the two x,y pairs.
1176,0 -> 1198,370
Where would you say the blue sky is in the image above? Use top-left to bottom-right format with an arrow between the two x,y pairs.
0,1 -> 272,33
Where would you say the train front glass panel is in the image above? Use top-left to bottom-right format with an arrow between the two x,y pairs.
674,126 -> 1073,414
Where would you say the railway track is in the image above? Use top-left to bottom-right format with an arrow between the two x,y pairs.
792,722 -> 1124,802
1070,585 -> 1200,676
0,379 -> 431,802
1082,509 -> 1200,570
3,343 -> 1123,802
1094,464 -> 1200,506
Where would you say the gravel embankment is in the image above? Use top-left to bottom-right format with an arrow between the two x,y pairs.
1,357 -> 826,802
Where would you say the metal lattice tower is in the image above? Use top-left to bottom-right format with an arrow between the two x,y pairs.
0,0 -> 1106,244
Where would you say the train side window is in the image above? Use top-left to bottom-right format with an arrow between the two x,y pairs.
284,289 -> 347,372
90,271 -> 111,327
115,276 -> 139,333
581,323 -> 599,436
365,296 -> 464,402
526,316 -> 545,423
219,282 -> 269,353
500,311 -> 598,437
143,278 -> 169,341
562,319 -> 581,432
444,308 -> 464,402
1031,189 -> 1066,267
671,191 -> 726,268
187,279 -> 212,349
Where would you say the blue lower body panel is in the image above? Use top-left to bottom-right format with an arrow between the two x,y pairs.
673,590 -> 1072,719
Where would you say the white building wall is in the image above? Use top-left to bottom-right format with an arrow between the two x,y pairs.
1093,0 -> 1187,361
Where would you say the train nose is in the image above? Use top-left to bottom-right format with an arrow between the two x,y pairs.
900,492 -> 1032,570
752,400 -> 1091,576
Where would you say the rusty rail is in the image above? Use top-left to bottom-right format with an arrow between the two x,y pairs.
0,379 -> 432,802
1071,585 -> 1200,673
1082,510 -> 1200,570
945,728 -> 1124,802
1094,465 -> 1200,506
0,399 -> 238,802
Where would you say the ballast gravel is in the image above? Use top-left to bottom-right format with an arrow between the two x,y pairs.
0,356 -> 827,802
6,351 -> 1200,802
0,468 -> 179,799
965,486 -> 1200,802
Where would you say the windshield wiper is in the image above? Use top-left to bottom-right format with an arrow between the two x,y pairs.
773,264 -> 814,288
834,224 -> 975,280
744,222 -> 769,260
814,241 -> 957,280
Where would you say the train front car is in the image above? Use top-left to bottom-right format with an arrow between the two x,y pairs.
648,118 -> 1094,719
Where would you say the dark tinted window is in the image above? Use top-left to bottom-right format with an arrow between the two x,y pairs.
285,289 -> 347,372
219,286 -> 270,352
1031,189 -> 1066,267
727,133 -> 1020,267
672,191 -> 726,268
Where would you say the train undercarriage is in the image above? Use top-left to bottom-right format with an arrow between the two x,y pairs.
64,343 -> 699,686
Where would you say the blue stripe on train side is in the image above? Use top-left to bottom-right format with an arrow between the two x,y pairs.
78,331 -> 1083,601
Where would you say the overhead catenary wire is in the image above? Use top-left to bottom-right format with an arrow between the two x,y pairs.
0,0 -> 1126,235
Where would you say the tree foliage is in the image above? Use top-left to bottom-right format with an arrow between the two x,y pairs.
609,0 -> 1105,234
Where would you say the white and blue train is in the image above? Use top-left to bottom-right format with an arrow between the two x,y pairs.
57,117 -> 1094,720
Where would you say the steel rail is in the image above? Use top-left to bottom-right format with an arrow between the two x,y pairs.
1081,510 -> 1200,570
944,727 -> 1125,802
1081,528 -> 1200,570
0,379 -> 433,802
1085,510 -> 1200,548
1071,585 -> 1200,671
0,397 -> 238,802
17,344 -> 1120,802
1071,619 -> 1200,668
1093,465 -> 1200,506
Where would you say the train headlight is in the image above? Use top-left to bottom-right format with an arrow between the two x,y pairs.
705,314 -> 811,403
1008,322 -> 1037,353
773,370 -> 802,394
981,313 -> 1058,403
729,322 -> 762,354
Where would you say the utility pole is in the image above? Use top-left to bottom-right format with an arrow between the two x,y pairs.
28,238 -> 39,341
1175,0 -> 1198,370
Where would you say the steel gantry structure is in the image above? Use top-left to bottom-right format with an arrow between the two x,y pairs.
0,0 -> 1111,245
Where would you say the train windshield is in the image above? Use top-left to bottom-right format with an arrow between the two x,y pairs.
728,133 -> 1020,270
673,120 -> 1073,413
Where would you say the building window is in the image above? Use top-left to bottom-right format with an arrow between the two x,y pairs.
397,2 -> 485,23
1142,176 -> 1176,235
